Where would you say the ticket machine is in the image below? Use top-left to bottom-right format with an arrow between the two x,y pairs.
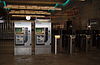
36,28 -> 48,45
15,27 -> 28,45
35,19 -> 51,54
14,22 -> 31,55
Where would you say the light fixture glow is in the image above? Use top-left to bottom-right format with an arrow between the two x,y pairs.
12,15 -> 45,17
9,10 -> 51,15
26,16 -> 31,20
4,5 -> 62,11
55,35 -> 60,39
80,0 -> 85,1
88,25 -> 91,28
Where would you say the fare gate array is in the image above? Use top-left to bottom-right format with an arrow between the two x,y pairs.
54,34 -> 97,55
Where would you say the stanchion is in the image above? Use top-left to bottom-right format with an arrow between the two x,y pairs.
55,35 -> 60,55
86,35 -> 91,53
69,35 -> 76,55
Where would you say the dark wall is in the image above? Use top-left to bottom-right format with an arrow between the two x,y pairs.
80,0 -> 100,30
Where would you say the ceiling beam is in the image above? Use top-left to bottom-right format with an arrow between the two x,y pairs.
5,1 -> 62,5
4,5 -> 62,11
10,17 -> 50,20
11,15 -> 46,18
9,10 -> 51,15
10,9 -> 49,11
9,14 -> 50,16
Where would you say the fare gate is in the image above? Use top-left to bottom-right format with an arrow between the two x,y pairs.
69,35 -> 76,55
76,34 -> 92,53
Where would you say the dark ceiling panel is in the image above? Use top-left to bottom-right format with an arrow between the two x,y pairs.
5,0 -> 65,2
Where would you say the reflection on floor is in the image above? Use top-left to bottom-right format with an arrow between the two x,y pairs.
0,49 -> 100,65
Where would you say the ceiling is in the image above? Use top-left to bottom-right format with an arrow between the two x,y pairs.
0,0 -> 65,19
0,0 -> 90,20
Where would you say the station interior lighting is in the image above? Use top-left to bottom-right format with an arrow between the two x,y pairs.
88,25 -> 91,28
4,5 -> 62,11
9,10 -> 51,15
12,15 -> 45,17
26,16 -> 31,20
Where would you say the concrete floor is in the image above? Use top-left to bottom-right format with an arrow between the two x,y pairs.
0,49 -> 100,65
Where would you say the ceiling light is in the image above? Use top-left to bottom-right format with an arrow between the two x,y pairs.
12,15 -> 45,17
9,10 -> 51,15
26,16 -> 31,20
80,0 -> 85,1
88,25 -> 91,28
4,5 -> 62,11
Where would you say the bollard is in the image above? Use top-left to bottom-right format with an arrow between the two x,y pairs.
55,35 -> 60,55
69,35 -> 75,55
86,35 -> 91,53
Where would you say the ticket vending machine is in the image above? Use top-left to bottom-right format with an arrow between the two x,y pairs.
35,19 -> 51,54
36,28 -> 48,45
14,22 -> 31,55
15,27 -> 28,45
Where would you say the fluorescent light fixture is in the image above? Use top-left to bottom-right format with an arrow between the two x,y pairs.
12,15 -> 45,17
55,35 -> 60,39
80,0 -> 85,1
4,5 -> 62,11
9,10 -> 51,15
26,16 -> 31,20
0,20 -> 4,23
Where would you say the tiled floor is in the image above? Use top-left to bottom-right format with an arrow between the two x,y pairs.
0,49 -> 100,65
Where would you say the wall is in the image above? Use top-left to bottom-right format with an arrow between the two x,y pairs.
80,0 -> 100,30
52,0 -> 100,30
0,21 -> 14,54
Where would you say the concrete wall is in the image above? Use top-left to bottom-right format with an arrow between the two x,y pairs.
80,0 -> 100,30
52,0 -> 100,30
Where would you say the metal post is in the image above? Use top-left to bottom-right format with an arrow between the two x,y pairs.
55,35 -> 60,55
86,35 -> 88,53
90,35 -> 92,49
60,30 -> 62,52
55,38 -> 57,55
70,35 -> 72,55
